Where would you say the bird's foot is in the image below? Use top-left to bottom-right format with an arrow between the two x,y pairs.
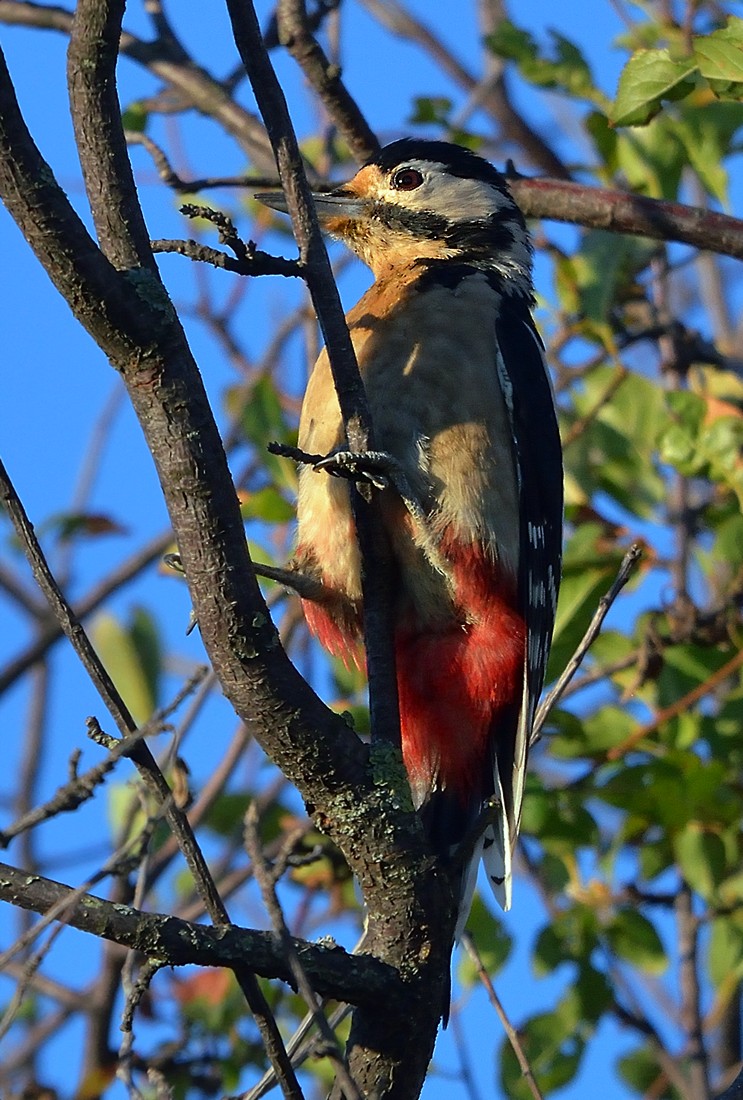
313,448 -> 405,493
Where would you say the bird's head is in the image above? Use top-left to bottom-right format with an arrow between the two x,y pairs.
258,138 -> 533,291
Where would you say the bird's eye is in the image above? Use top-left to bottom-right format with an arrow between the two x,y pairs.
392,168 -> 423,191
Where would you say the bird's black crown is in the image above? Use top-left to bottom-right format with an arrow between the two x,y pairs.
368,138 -> 509,192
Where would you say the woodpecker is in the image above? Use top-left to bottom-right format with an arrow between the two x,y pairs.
259,138 -> 562,924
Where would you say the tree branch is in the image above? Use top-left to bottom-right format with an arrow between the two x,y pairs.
532,543 -> 643,741
0,0 -> 278,171
2,31 -> 444,1095
276,0 -> 379,163
461,932 -> 544,1100
151,236 -> 303,278
509,177 -> 743,263
0,529 -> 172,697
0,860 -> 402,1007
225,0 -> 403,765
0,19 -> 371,843
67,0 -> 154,269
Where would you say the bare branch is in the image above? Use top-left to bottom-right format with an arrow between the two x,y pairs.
607,644 -> 743,762
0,529 -> 172,697
460,933 -> 544,1100
358,0 -> 569,178
67,0 -> 154,269
276,0 -> 379,163
225,0 -> 402,758
151,236 -> 303,278
509,177 -> 743,263
0,453 -> 305,1095
245,804 -> 362,1100
0,16 -> 374,837
0,668 -> 209,847
0,860 -> 402,1007
678,886 -> 711,1100
0,0 -> 278,171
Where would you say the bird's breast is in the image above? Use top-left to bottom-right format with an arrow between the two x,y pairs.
296,269 -> 521,626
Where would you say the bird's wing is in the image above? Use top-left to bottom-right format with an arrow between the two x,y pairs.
482,295 -> 563,908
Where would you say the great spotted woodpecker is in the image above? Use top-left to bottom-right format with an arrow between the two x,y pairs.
259,138 -> 563,927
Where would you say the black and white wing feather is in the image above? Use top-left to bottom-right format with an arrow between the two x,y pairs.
483,295 -> 563,910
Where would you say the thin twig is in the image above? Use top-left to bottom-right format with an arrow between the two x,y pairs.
607,644 -> 743,762
677,886 -> 711,1100
0,559 -> 46,617
0,0 -> 278,171
561,365 -> 629,448
449,996 -> 486,1100
0,917 -> 67,1043
118,821 -> 161,1099
0,668 -> 208,848
532,544 -> 643,741
460,932 -> 544,1100
152,236 -> 303,278
0,528 -> 173,696
244,803 -> 362,1100
276,0 -> 379,163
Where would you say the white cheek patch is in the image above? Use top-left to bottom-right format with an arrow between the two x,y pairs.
380,159 -> 510,224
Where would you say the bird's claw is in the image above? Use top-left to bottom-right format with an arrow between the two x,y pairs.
314,449 -> 398,492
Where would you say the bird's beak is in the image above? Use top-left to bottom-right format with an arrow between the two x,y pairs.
255,188 -> 367,222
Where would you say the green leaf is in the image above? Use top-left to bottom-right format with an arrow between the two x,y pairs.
569,231 -> 638,323
584,110 -> 618,177
709,915 -> 743,988
571,964 -> 613,1023
576,705 -> 636,756
129,606 -> 162,711
202,793 -> 286,840
121,100 -> 148,133
618,1046 -> 677,1098
639,838 -> 674,883
658,643 -> 733,709
694,20 -> 743,95
486,21 -> 603,104
486,21 -> 539,66
674,822 -> 727,900
107,780 -> 150,844
671,101 -> 743,204
566,367 -> 666,517
659,391 -> 743,507
611,50 -> 698,127
533,908 -> 600,974
614,115 -> 686,198
547,522 -> 628,676
240,486 -> 294,524
91,610 -> 160,725
500,1001 -> 584,1100
408,95 -> 452,126
711,511 -> 743,569
604,908 -> 666,974
228,375 -> 297,492
521,783 -> 598,850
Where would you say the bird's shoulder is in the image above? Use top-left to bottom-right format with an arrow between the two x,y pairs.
345,261 -> 514,332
